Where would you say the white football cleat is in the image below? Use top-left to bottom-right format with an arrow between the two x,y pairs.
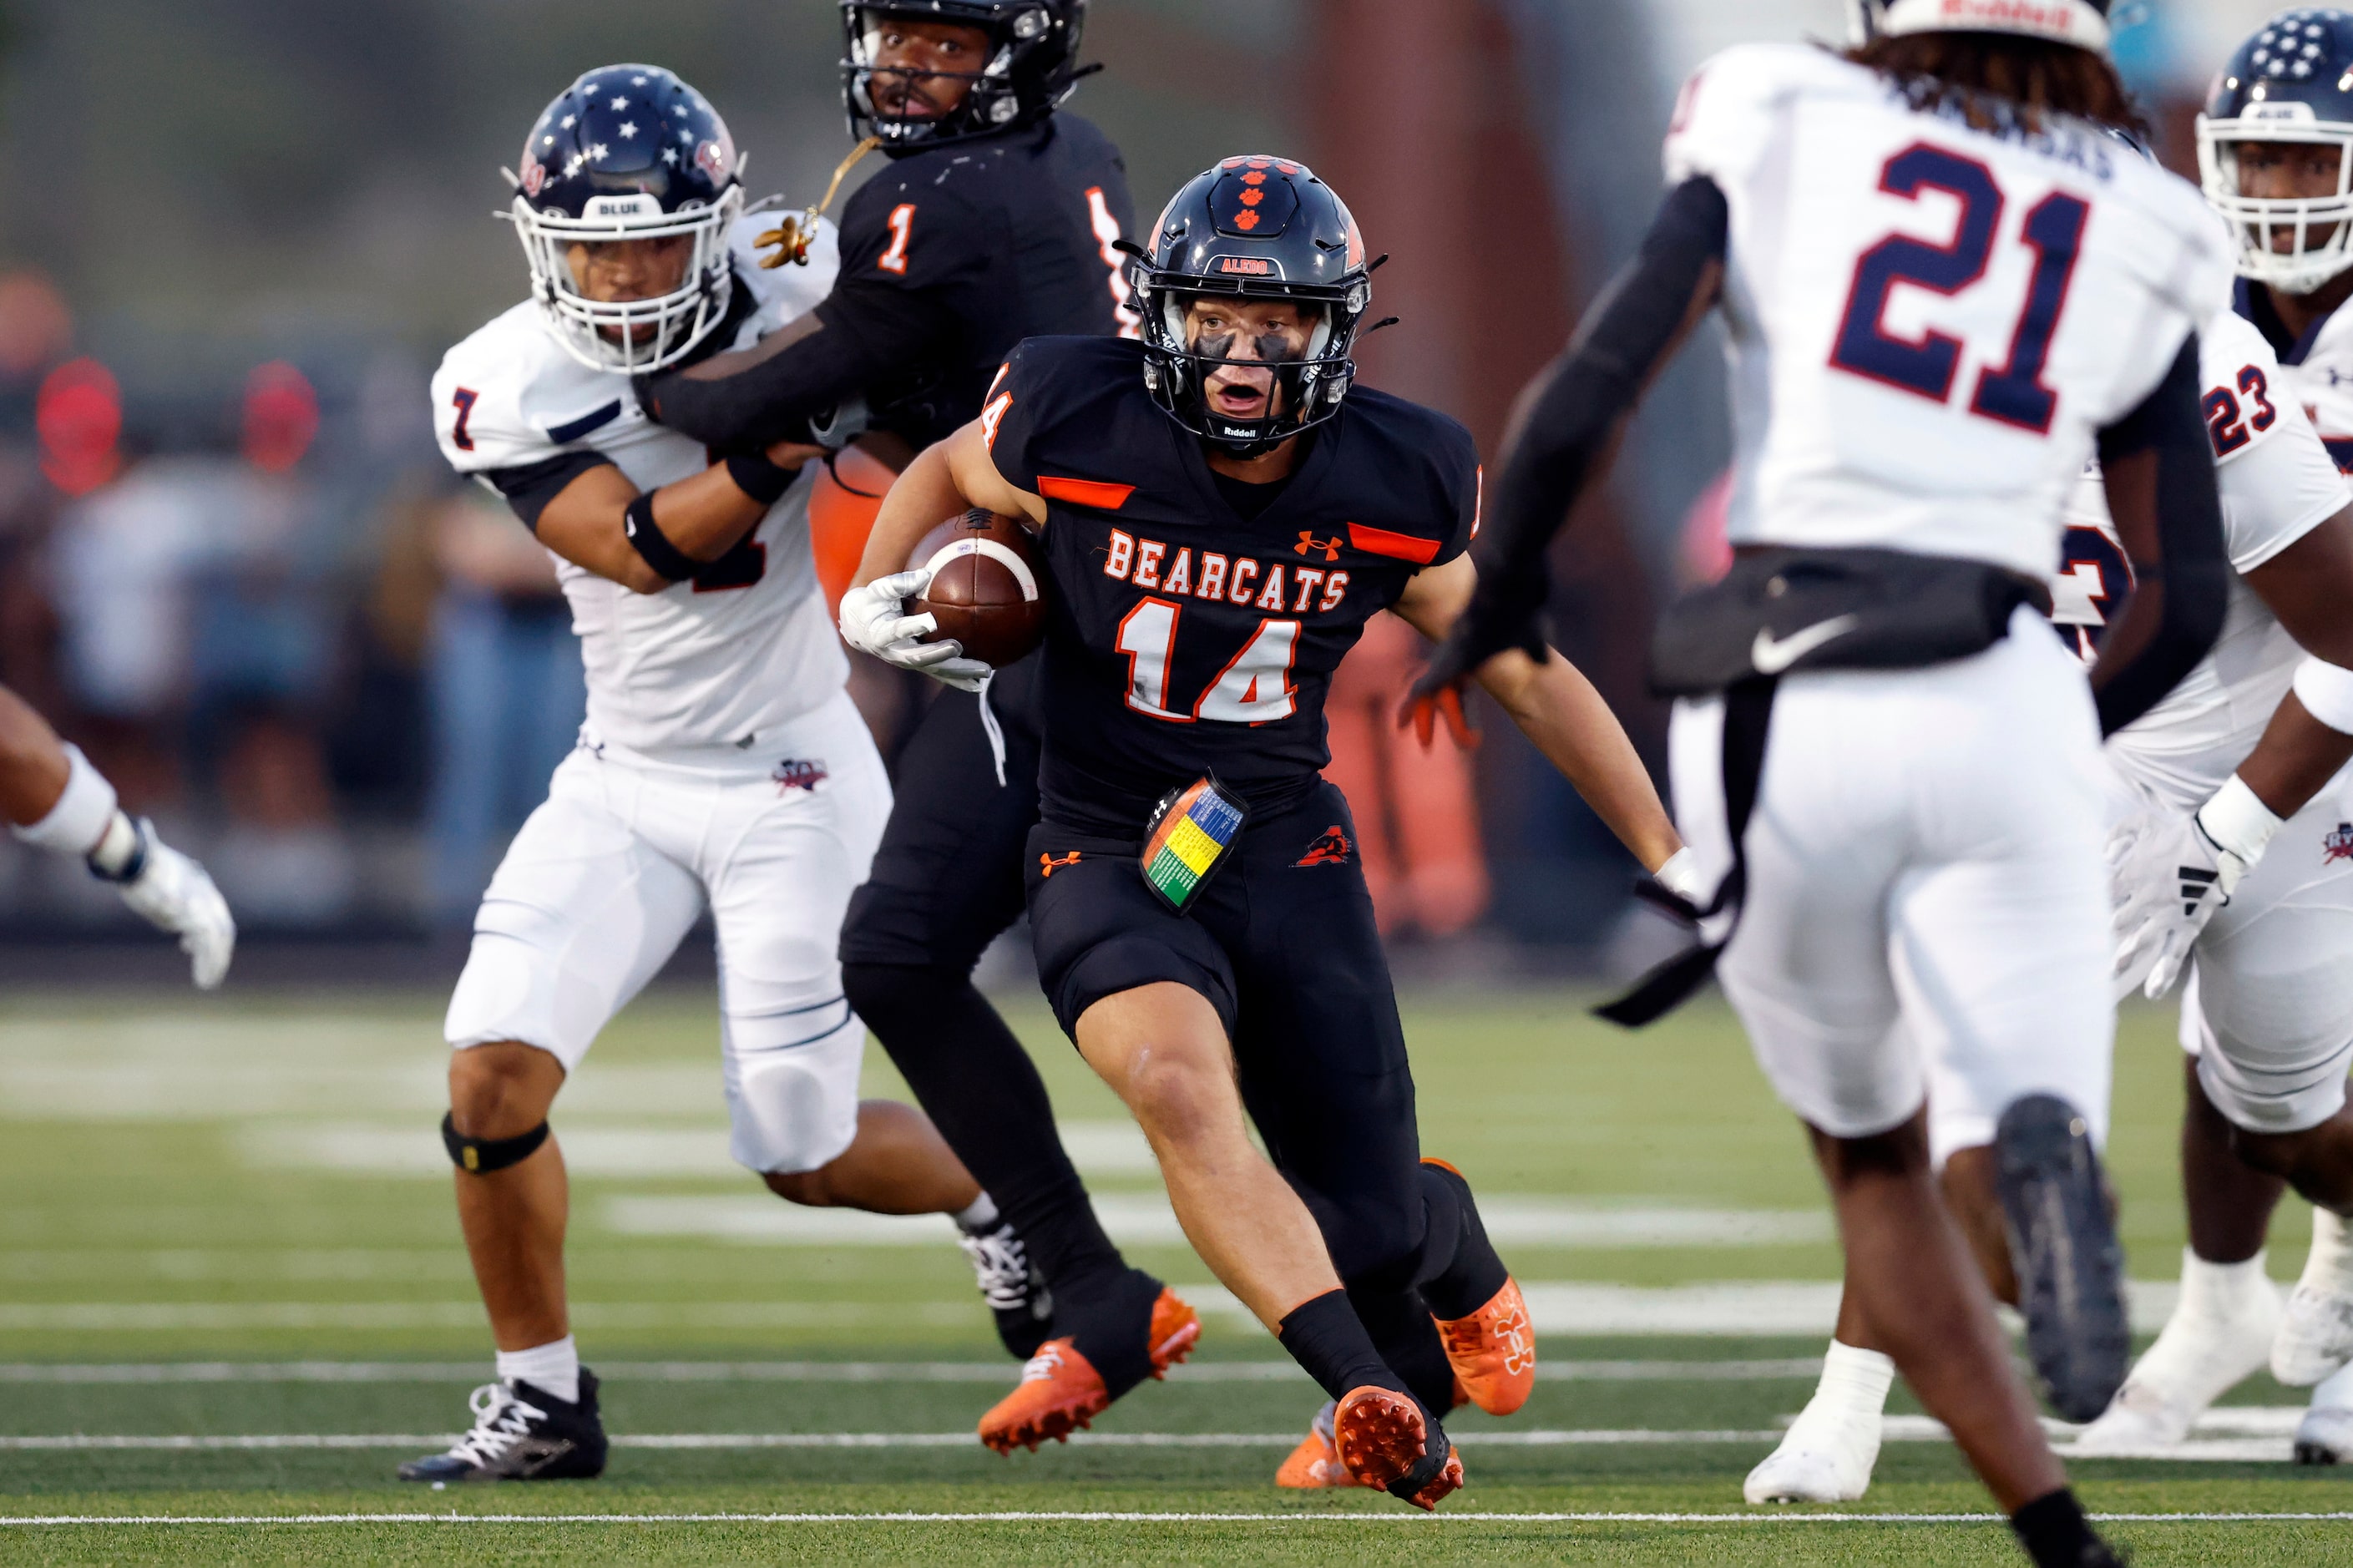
1744,1341 -> 1893,1505
2295,1363 -> 2353,1464
2074,1249 -> 2280,1454
2275,1209 -> 2353,1387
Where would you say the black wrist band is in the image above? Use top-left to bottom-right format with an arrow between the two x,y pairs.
726,452 -> 797,507
623,493 -> 698,583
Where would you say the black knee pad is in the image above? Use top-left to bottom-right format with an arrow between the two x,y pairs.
442,1112 -> 550,1174
841,961 -> 940,1039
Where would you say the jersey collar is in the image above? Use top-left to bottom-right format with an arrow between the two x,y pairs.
2236,275 -> 2338,368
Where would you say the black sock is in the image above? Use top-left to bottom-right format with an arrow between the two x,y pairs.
1278,1289 -> 1399,1404
1060,1265 -> 1165,1399
847,962 -> 1129,1303
2011,1489 -> 2115,1568
1415,1161 -> 1508,1321
1352,1277 -> 1457,1415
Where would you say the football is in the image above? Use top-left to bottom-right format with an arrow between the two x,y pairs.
906,508 -> 1048,668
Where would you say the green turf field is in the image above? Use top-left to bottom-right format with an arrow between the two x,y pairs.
2,984 -> 2348,1563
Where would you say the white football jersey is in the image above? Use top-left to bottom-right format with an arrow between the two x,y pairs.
2052,311 -> 2350,810
2260,286 -> 2353,480
1666,45 -> 2234,579
430,217 -> 848,754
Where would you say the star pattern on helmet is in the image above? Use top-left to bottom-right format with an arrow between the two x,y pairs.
619,121 -> 638,138
587,142 -> 610,160
560,114 -> 577,129
631,74 -> 649,86
661,147 -> 679,166
679,129 -> 694,144
610,96 -> 630,110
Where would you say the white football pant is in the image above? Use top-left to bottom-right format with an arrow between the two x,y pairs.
445,692 -> 891,1176
1672,609 -> 2113,1156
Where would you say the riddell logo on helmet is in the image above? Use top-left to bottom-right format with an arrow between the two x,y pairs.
1216,256 -> 1273,276
519,158 -> 548,198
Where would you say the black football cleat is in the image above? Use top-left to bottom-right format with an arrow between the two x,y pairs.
1995,1096 -> 2129,1424
959,1216 -> 1056,1360
397,1371 -> 608,1482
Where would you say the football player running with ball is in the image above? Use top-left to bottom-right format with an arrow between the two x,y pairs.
634,2 -> 1189,1413
1421,2 -> 2234,1560
407,66 -> 1003,1484
849,158 -> 1691,1510
0,685 -> 232,988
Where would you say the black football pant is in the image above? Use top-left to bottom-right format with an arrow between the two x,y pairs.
838,655 -> 1158,1388
1025,781 -> 1505,1414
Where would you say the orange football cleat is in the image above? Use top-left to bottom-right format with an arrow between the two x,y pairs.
1435,1277 -> 1535,1416
1331,1385 -> 1464,1510
1274,1400 -> 1373,1490
977,1287 -> 1201,1454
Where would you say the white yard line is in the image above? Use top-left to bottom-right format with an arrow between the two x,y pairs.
0,1358 -> 1825,1384
2,1510 -> 2349,1526
0,1417 -> 2317,1459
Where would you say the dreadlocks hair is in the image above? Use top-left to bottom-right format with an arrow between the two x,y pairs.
1844,31 -> 2148,140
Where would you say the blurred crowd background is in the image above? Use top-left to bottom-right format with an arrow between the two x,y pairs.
0,0 -> 2286,964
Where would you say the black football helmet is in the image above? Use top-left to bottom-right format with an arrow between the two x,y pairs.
505,65 -> 745,373
1847,0 -> 2113,53
840,2 -> 1089,148
2200,9 -> 2353,295
1130,156 -> 1374,458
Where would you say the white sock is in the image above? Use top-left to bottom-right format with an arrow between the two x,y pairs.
1806,1338 -> 1896,1421
954,1192 -> 1001,1234
2314,1359 -> 2353,1413
2181,1247 -> 2270,1319
496,1336 -> 579,1405
2307,1207 -> 2352,1285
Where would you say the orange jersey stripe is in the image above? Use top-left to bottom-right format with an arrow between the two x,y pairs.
1038,474 -> 1136,510
1347,522 -> 1440,564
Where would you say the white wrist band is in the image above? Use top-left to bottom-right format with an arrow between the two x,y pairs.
2198,773 -> 2284,864
2295,656 -> 2353,737
10,744 -> 118,857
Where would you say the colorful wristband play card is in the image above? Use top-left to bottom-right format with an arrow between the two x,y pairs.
1140,776 -> 1247,914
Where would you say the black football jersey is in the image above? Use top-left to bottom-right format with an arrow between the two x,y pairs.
639,114 -> 1137,454
985,336 -> 1482,835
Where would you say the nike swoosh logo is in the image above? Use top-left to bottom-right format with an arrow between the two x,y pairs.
1751,615 -> 1860,675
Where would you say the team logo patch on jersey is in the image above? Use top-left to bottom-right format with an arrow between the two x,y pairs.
1294,826 -> 1353,867
2327,822 -> 2353,865
773,759 -> 828,795
1295,532 -> 1343,562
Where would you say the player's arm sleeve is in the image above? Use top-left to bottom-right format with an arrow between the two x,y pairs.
2090,336 -> 2233,736
482,450 -> 618,533
1470,175 -> 1728,630
633,194 -> 974,452
2211,371 -> 2350,573
975,341 -> 1056,495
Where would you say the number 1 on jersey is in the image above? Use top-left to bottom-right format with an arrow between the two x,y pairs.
1831,144 -> 2089,435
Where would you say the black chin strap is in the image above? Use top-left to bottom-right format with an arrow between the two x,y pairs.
1595,676 -> 1778,1029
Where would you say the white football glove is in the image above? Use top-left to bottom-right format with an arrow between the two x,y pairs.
2108,776 -> 2280,1001
110,822 -> 235,990
838,569 -> 992,694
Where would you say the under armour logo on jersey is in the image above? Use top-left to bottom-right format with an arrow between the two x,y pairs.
1294,826 -> 1353,867
1295,532 -> 1343,563
773,759 -> 828,795
1040,851 -> 1081,878
2178,863 -> 2220,917
2327,823 -> 2353,865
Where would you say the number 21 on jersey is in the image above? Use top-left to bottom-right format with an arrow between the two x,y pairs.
1831,143 -> 2090,436
1117,599 -> 1298,724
